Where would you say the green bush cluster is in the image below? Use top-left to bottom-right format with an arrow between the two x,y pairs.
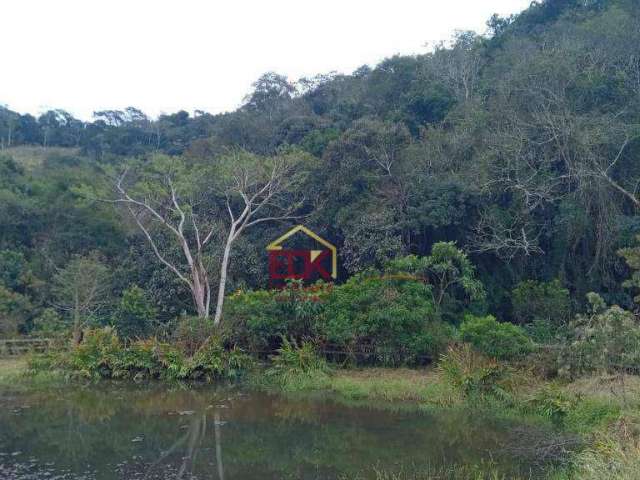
559,293 -> 640,378
386,244 -> 486,323
511,279 -> 571,344
34,327 -> 253,381
512,279 -> 571,325
225,272 -> 455,366
324,273 -> 453,365
225,281 -> 329,352
224,255 -> 557,368
111,285 -> 157,340
459,314 -> 532,361
171,315 -> 218,356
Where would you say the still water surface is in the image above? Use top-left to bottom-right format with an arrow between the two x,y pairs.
0,383 -> 555,479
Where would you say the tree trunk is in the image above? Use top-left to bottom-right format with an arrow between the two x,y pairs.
73,328 -> 83,345
213,233 -> 234,327
192,288 -> 208,318
73,299 -> 82,345
191,267 -> 209,318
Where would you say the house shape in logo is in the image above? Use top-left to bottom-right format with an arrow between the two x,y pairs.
266,225 -> 337,282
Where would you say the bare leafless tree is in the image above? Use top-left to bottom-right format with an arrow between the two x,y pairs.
213,150 -> 307,325
473,211 -> 545,260
432,31 -> 483,102
113,151 -> 308,326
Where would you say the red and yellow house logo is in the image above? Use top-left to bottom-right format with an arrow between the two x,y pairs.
267,225 -> 337,284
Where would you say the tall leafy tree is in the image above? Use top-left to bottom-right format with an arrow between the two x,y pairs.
52,253 -> 111,344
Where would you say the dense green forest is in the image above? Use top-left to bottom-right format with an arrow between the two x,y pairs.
2,0 -> 640,346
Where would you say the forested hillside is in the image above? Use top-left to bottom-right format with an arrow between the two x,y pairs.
1,0 -> 640,337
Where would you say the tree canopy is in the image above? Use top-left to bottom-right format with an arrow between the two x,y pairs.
1,0 -> 640,336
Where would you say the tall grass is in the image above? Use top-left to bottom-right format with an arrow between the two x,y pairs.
343,462 -> 533,480
261,338 -> 331,392
570,444 -> 640,480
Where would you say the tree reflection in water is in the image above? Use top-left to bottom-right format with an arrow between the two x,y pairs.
0,386 -> 561,479
145,409 -> 225,480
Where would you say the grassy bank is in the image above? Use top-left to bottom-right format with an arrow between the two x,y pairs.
0,357 -> 28,382
323,367 -> 436,402
251,365 -> 436,402
0,356 -> 69,393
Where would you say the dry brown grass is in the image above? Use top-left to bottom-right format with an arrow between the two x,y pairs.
565,374 -> 640,407
3,146 -> 80,169
0,357 -> 28,382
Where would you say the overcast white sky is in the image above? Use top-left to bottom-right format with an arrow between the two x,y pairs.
0,0 -> 531,121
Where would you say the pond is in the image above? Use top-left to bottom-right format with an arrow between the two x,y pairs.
0,383 -> 560,479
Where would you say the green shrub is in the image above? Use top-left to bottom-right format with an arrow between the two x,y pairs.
619,234 -> 640,304
160,343 -> 190,379
187,337 -> 253,381
323,273 -> 447,365
512,279 -> 571,327
68,327 -> 121,378
0,285 -> 32,337
406,321 -> 457,364
559,293 -> 640,378
224,282 -> 330,352
111,338 -> 166,379
172,315 -> 216,356
112,285 -> 157,340
31,308 -> 67,338
269,337 -> 329,375
0,249 -> 28,290
438,343 -> 512,401
529,385 -> 577,427
524,318 -> 563,344
459,314 -> 532,360
565,398 -> 621,433
45,327 -> 252,381
224,289 -> 282,351
528,384 -> 621,430
386,245 -> 485,323
264,337 -> 330,392
225,274 -> 452,366
223,346 -> 254,379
